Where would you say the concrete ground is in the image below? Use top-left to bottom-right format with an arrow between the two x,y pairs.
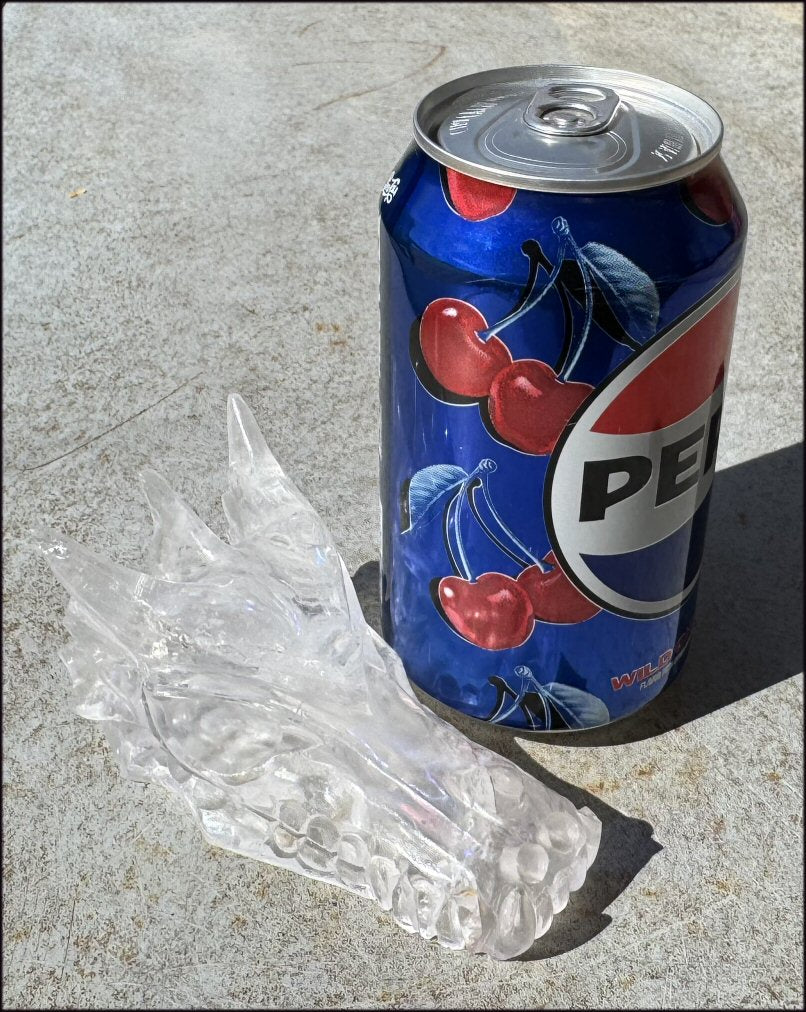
3,3 -> 803,1008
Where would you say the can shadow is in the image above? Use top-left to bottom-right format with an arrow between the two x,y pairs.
523,441 -> 804,746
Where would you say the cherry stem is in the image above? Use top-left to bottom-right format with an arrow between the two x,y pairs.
515,664 -> 545,696
515,666 -> 551,729
478,474 -> 549,572
442,488 -> 469,580
446,460 -> 553,579
478,237 -> 566,341
443,462 -> 491,580
466,480 -> 531,568
452,483 -> 473,581
559,238 -> 594,380
490,667 -> 551,728
552,273 -> 576,377
484,676 -> 519,723
486,669 -> 528,725
512,667 -> 537,722
520,690 -> 551,730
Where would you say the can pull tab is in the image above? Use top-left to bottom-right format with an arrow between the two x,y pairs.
523,83 -> 620,137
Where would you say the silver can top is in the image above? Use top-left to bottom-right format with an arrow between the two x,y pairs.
413,66 -> 724,193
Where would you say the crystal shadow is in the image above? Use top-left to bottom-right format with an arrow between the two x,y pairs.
353,561 -> 662,960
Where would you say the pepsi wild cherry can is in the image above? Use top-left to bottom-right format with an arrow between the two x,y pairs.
379,67 -> 747,731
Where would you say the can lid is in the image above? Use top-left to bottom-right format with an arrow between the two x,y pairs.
413,66 -> 723,193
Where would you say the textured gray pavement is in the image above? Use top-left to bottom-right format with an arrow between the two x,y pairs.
3,3 -> 803,1008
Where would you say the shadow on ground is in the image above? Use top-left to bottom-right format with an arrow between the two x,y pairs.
523,442 -> 805,746
351,442 -> 802,957
431,706 -> 661,961
509,755 -> 660,961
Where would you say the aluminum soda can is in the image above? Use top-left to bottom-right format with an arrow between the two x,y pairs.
379,66 -> 747,731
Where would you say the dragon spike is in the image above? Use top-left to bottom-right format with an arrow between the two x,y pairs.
37,526 -> 304,664
141,468 -> 227,580
223,392 -> 310,548
222,397 -> 336,601
34,528 -> 142,633
226,392 -> 283,480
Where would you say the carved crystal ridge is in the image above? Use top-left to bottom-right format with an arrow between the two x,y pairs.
35,394 -> 601,959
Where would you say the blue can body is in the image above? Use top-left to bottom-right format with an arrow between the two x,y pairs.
379,143 -> 746,731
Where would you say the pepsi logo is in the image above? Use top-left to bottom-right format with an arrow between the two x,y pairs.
545,272 -> 741,619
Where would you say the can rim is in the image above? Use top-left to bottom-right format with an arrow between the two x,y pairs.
413,65 -> 724,194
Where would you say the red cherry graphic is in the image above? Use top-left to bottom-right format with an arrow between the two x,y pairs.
420,299 -> 513,398
488,359 -> 593,455
445,168 -> 516,222
438,573 -> 534,650
518,553 -> 600,624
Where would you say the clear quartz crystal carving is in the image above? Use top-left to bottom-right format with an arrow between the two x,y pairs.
35,394 -> 601,960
